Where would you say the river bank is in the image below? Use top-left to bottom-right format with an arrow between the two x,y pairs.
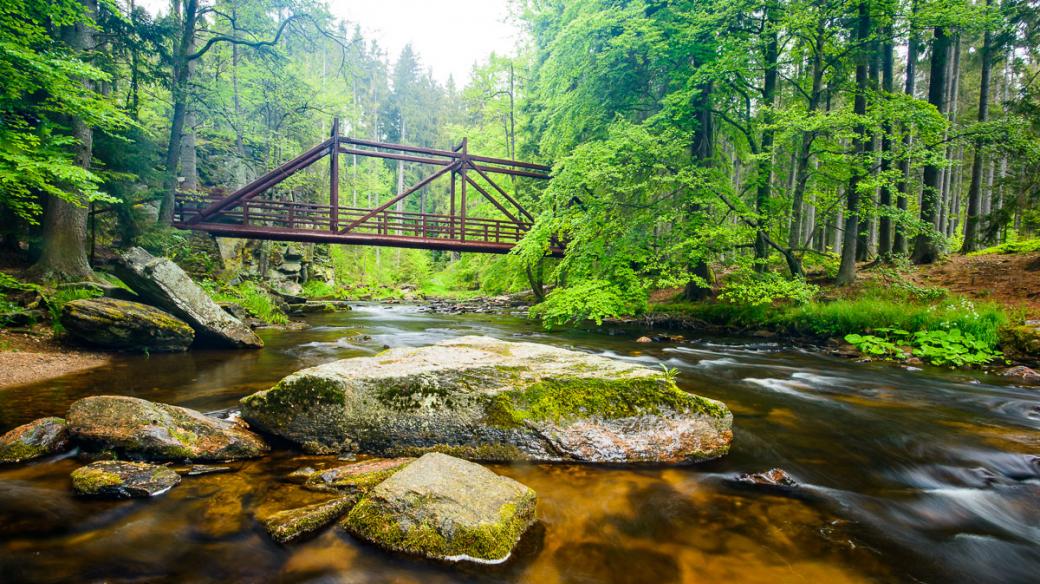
1,303 -> 1037,583
0,326 -> 111,388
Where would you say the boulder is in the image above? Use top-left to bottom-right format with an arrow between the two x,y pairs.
0,417 -> 71,463
61,297 -> 195,353
304,458 -> 413,494
67,395 -> 268,461
1000,324 -> 1040,364
261,497 -> 356,544
240,336 -> 732,464
114,247 -> 263,349
1000,365 -> 1040,386
71,460 -> 181,498
342,453 -> 536,563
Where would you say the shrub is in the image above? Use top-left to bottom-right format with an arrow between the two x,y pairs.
530,279 -> 646,330
718,271 -> 819,306
203,280 -> 288,325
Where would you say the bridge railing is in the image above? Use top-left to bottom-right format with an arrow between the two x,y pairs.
174,192 -> 532,245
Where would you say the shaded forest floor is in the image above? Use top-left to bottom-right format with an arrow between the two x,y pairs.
0,325 -> 110,388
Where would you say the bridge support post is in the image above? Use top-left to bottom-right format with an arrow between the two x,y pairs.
329,117 -> 340,231
460,137 -> 467,242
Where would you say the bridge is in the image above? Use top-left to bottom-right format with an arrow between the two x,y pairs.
174,118 -> 562,256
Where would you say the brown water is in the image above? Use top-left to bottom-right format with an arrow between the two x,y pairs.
1,303 -> 1037,583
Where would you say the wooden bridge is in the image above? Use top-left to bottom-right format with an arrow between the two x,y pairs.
174,119 -> 561,256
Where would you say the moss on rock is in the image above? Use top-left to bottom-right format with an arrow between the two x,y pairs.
71,460 -> 181,498
261,496 -> 357,544
0,417 -> 70,464
304,458 -> 413,494
341,453 -> 536,563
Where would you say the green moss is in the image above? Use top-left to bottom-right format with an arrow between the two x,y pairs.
241,376 -> 346,424
0,440 -> 47,463
263,496 -> 358,544
388,443 -> 530,462
71,466 -> 124,494
343,490 -> 536,561
485,375 -> 728,428
305,459 -> 412,494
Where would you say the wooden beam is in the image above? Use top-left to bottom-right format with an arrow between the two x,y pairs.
466,161 -> 535,223
329,118 -> 339,231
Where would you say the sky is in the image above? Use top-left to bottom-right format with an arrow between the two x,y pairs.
137,1 -> 520,85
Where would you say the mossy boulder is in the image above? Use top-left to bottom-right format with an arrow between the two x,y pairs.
115,247 -> 263,349
304,457 -> 413,494
261,496 -> 357,543
0,417 -> 71,463
71,460 -> 181,498
342,453 -> 536,563
67,395 -> 269,461
240,336 -> 732,464
61,297 -> 195,352
1000,324 -> 1040,364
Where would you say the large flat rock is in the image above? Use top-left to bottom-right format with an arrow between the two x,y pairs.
240,336 -> 732,464
115,247 -> 262,349
67,396 -> 269,462
61,298 -> 194,353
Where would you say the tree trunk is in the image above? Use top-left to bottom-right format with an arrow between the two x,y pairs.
837,1 -> 870,285
894,0 -> 920,255
910,25 -> 951,264
753,3 -> 780,270
961,0 -> 993,253
30,0 -> 97,281
789,17 -> 825,254
878,22 -> 895,258
159,0 -> 199,225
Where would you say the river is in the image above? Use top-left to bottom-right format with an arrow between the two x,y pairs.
1,303 -> 1037,583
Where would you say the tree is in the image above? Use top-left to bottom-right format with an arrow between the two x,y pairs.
837,0 -> 871,285
911,24 -> 952,264
961,0 -> 994,253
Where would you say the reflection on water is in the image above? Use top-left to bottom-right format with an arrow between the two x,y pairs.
1,303 -> 1038,583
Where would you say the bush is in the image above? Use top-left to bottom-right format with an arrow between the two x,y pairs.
530,279 -> 646,330
718,271 -> 819,306
845,327 -> 1003,367
968,237 -> 1040,256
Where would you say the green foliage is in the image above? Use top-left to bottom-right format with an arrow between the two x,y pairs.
968,238 -> 1040,256
718,271 -> 819,306
844,327 -> 1004,367
203,280 -> 287,325
529,279 -> 646,330
46,286 -> 102,331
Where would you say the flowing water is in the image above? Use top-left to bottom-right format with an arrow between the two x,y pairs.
1,303 -> 1037,583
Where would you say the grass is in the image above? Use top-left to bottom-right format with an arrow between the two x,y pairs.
968,237 -> 1040,256
204,280 -> 288,325
650,283 -> 1010,351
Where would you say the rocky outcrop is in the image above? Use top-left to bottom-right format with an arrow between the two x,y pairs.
0,417 -> 71,463
115,247 -> 263,349
67,396 -> 268,461
71,460 -> 181,498
342,453 -> 536,563
240,336 -> 732,464
304,458 -> 413,494
261,497 -> 356,544
61,298 -> 195,352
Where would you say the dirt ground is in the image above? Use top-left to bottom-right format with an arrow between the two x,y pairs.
911,251 -> 1040,319
0,326 -> 110,389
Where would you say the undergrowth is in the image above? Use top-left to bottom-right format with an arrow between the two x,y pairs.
202,280 -> 288,325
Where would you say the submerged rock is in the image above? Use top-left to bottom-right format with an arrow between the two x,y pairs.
61,297 -> 195,352
304,458 -> 413,494
1000,365 -> 1040,386
342,453 -> 536,563
71,460 -> 181,498
67,396 -> 268,461
0,417 -> 71,463
735,468 -> 798,489
240,336 -> 732,464
262,497 -> 356,544
115,247 -> 263,349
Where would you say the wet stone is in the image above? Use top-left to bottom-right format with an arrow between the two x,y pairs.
286,466 -> 318,484
1000,365 -> 1040,386
0,417 -> 71,464
71,460 -> 181,499
303,458 -> 413,494
185,464 -> 233,476
262,497 -> 357,544
735,468 -> 799,489
341,453 -> 537,563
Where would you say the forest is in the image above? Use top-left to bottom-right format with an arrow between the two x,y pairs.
2,2 -> 1040,582
1,0 -> 1039,359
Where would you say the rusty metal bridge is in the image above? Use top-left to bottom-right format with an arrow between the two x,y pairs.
174,118 -> 561,256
